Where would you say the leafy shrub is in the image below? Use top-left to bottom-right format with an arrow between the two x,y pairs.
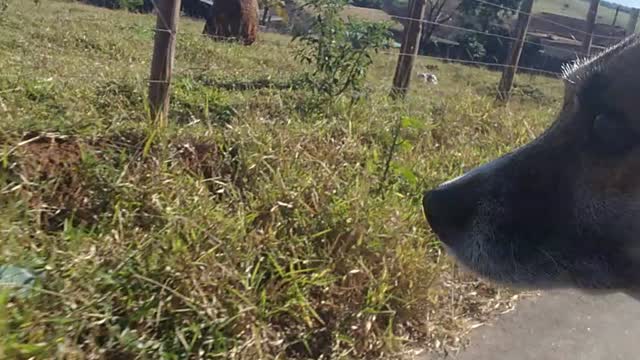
456,33 -> 486,60
294,0 -> 392,101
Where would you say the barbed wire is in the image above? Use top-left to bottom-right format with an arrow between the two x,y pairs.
0,47 -> 561,85
148,0 -> 173,34
0,15 -> 594,60
389,14 -> 588,57
0,0 -> 579,92
469,0 -> 626,40
0,72 -> 171,84
379,50 -> 562,76
9,13 -> 281,43
20,0 -> 620,58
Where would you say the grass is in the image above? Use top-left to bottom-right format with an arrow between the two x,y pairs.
0,0 -> 562,358
341,5 -> 404,31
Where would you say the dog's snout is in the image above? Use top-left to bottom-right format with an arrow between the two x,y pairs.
423,182 -> 479,243
423,157 -> 506,243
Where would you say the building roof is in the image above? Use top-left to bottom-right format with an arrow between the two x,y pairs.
529,12 -> 626,47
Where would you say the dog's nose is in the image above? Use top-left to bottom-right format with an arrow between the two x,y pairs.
422,157 -> 505,243
423,183 -> 479,242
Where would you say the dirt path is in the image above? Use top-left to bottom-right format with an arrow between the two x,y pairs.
422,289 -> 640,360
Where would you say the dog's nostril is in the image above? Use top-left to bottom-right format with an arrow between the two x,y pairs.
423,185 -> 479,239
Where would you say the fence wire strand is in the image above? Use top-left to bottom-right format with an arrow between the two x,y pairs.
380,50 -> 562,76
390,14 -> 589,57
469,0 -> 626,40
148,0 -> 173,34
1,0 -> 605,97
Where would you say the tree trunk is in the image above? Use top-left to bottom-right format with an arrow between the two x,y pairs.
419,0 -> 452,54
203,0 -> 258,45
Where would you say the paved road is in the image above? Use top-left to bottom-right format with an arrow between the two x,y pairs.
424,289 -> 640,360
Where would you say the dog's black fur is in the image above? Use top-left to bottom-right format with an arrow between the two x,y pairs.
423,33 -> 640,295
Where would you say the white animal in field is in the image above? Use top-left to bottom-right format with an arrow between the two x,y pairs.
417,72 -> 438,85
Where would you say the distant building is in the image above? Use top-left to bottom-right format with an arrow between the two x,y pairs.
528,12 -> 626,48
520,12 -> 627,71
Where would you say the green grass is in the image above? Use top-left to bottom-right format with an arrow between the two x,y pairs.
0,0 -> 562,358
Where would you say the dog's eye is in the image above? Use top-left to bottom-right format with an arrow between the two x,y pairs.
590,113 -> 636,155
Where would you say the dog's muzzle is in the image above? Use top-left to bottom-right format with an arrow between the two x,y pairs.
423,155 -> 509,245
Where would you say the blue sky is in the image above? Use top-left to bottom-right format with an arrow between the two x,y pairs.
609,0 -> 639,8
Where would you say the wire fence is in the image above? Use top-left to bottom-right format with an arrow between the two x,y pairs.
380,50 -> 562,76
0,0 -> 635,107
468,0 -> 626,40
389,14 -> 587,57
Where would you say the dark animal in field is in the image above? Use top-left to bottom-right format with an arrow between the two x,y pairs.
203,0 -> 258,45
423,33 -> 640,298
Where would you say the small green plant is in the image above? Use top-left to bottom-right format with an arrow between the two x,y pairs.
294,0 -> 392,101
378,115 -> 427,193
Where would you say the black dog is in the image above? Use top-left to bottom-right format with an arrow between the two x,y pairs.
423,33 -> 640,296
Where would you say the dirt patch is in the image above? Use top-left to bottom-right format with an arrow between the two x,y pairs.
17,134 -> 84,179
4,131 -> 246,231
9,133 -> 107,231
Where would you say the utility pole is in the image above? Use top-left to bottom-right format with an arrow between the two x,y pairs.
582,0 -> 600,57
497,0 -> 534,101
612,6 -> 619,26
148,0 -> 182,126
390,0 -> 427,99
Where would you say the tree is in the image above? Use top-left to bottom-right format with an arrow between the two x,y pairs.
203,0 -> 259,45
457,0 -> 522,32
419,0 -> 454,49
455,22 -> 541,64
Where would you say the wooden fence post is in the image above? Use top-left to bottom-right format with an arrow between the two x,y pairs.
497,0 -> 534,101
582,0 -> 601,57
390,0 -> 427,100
149,0 -> 182,126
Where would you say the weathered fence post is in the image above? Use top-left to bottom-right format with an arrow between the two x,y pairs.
390,0 -> 427,100
582,0 -> 601,57
497,0 -> 534,101
148,0 -> 182,126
